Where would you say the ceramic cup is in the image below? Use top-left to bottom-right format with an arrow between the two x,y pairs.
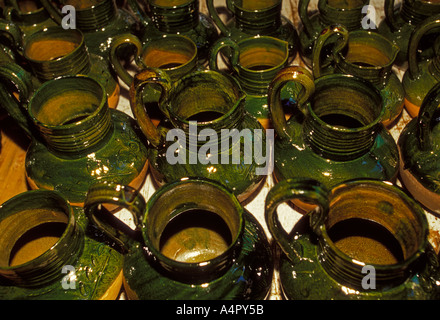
209,35 -> 289,129
311,25 -> 404,126
298,0 -> 369,66
0,65 -> 149,207
265,178 -> 440,299
128,0 -> 218,63
22,26 -> 120,108
129,68 -> 267,202
40,0 -> 137,58
110,33 -> 198,86
0,189 -> 124,299
269,67 -> 399,210
84,178 -> 273,300
399,81 -> 440,214
206,0 -> 298,59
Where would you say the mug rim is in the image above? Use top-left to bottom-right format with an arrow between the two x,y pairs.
27,75 -> 107,130
23,26 -> 85,64
166,69 -> 247,127
140,34 -> 197,73
318,179 -> 429,271
142,177 -> 244,270
235,35 -> 290,74
232,0 -> 281,12
148,0 -> 196,9
0,189 -> 76,271
336,30 -> 400,70
308,73 -> 385,133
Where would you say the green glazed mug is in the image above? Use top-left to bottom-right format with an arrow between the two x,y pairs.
209,35 -> 289,129
110,33 -> 198,86
402,14 -> 440,118
378,0 -> 440,65
21,26 -> 120,109
311,25 -> 404,126
206,0 -> 298,59
2,0 -> 57,40
0,18 -> 23,63
40,0 -> 138,58
129,67 -> 268,202
128,0 -> 218,63
0,189 -> 124,299
110,33 -> 199,126
265,178 -> 440,299
0,65 -> 149,207
268,66 -> 399,212
399,81 -> 440,214
298,0 -> 369,67
84,178 -> 273,300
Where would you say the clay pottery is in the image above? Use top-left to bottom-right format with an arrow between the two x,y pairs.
209,35 -> 289,129
399,81 -> 440,214
0,18 -> 22,63
129,67 -> 268,202
312,25 -> 404,126
128,0 -> 218,63
265,178 -> 440,299
110,33 -> 198,86
110,33 -> 199,125
206,0 -> 298,60
0,66 -> 149,207
21,26 -> 120,108
378,0 -> 440,65
0,189 -> 124,299
84,178 -> 273,299
40,0 -> 138,58
268,66 -> 399,211
2,0 -> 57,40
298,0 -> 369,67
402,14 -> 440,118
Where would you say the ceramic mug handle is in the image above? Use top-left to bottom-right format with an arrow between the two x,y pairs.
384,0 -> 400,32
209,37 -> 240,74
407,15 -> 440,80
39,0 -> 64,25
265,178 -> 329,263
298,0 -> 315,38
267,66 -> 315,140
129,67 -> 172,147
206,0 -> 234,36
84,181 -> 146,252
0,18 -> 23,52
109,33 -> 144,86
311,24 -> 349,78
0,63 -> 34,137
417,82 -> 440,151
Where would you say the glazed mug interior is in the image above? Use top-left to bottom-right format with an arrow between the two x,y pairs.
237,37 -> 288,72
23,27 -> 89,82
24,27 -> 82,63
26,75 -> 111,158
322,182 -> 428,266
167,71 -> 244,125
0,194 -> 69,268
145,179 -> 242,264
338,31 -> 398,69
0,190 -> 79,289
232,0 -> 280,11
140,35 -> 197,75
310,75 -> 382,130
28,76 -> 105,128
